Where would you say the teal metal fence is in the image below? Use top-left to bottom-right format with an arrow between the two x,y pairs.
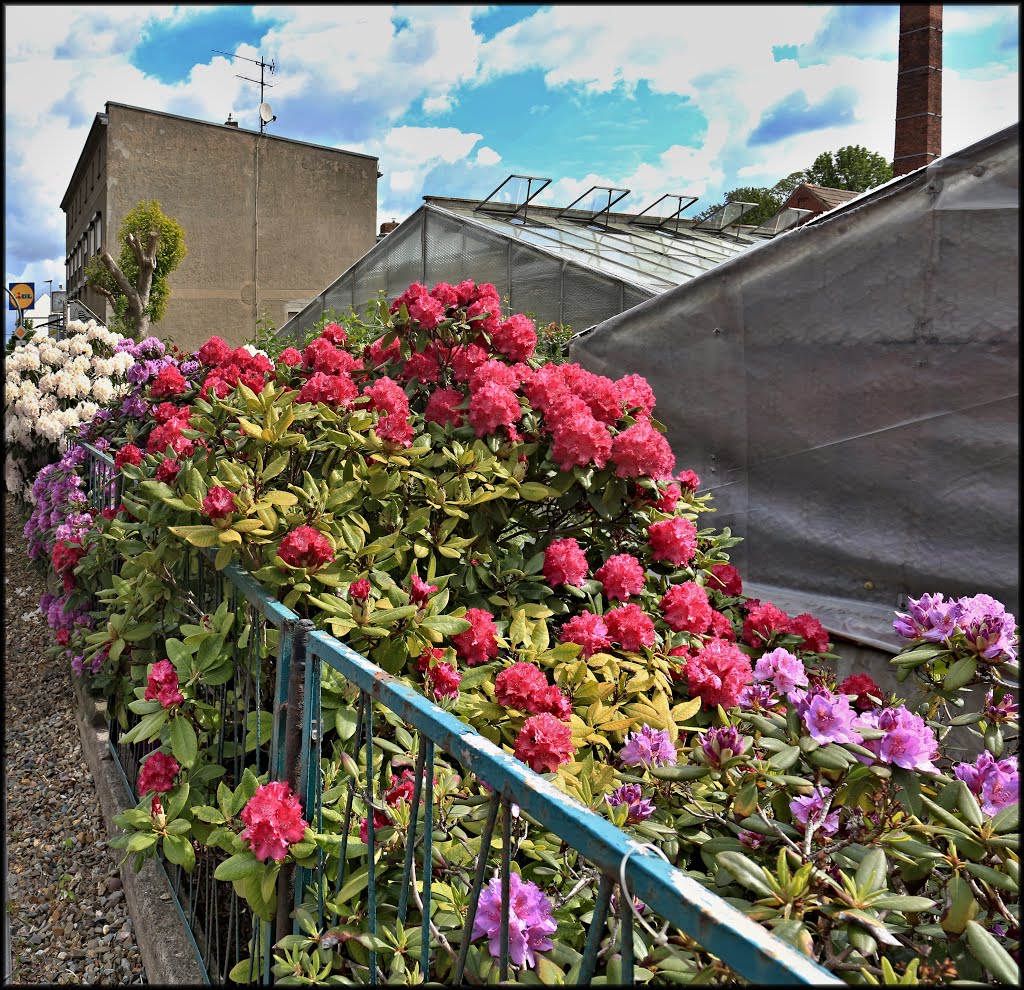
80,442 -> 842,986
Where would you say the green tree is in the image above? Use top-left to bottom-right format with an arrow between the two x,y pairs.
694,172 -> 805,226
802,145 -> 893,192
86,199 -> 187,337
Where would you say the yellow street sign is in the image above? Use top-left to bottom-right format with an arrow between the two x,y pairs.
9,281 -> 35,310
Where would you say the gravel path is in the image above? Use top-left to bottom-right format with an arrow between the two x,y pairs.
4,493 -> 147,985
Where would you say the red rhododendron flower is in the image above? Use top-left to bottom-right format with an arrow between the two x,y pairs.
303,337 -> 352,376
786,613 -> 831,654
114,444 -> 144,471
349,578 -> 371,601
605,604 -> 657,651
708,609 -> 737,641
538,684 -> 573,721
137,751 -> 180,795
365,336 -> 402,368
402,347 -> 442,384
385,770 -> 416,806
430,281 -> 459,308
278,526 -> 335,570
685,639 -> 754,709
409,574 -> 438,606
427,661 -> 462,699
543,538 -> 589,588
559,611 -> 612,659
469,359 -> 522,393
452,608 -> 500,666
279,347 -> 303,367
364,377 -> 409,418
407,293 -> 446,331
52,540 -> 85,592
523,364 -> 569,415
655,482 -> 682,513
202,486 -> 236,519
610,420 -> 675,480
150,366 -> 187,398
495,662 -> 549,712
595,554 -> 645,601
239,781 -> 309,863
359,808 -> 393,843
147,420 -> 195,458
297,371 -> 358,408
320,321 -> 348,345
469,382 -> 522,438
708,563 -> 742,597
660,582 -> 713,634
490,314 -> 537,362
198,336 -> 232,366
616,374 -> 656,418
152,401 -> 189,425
450,343 -> 490,382
742,601 -> 790,648
156,458 -> 180,483
840,673 -> 882,712
378,411 -> 414,446
648,516 -> 698,566
144,659 -> 185,708
514,713 -> 574,773
466,290 -> 502,334
560,365 -> 622,424
424,387 -> 465,427
676,469 -> 701,492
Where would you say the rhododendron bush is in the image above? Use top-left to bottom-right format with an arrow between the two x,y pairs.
20,282 -> 1019,985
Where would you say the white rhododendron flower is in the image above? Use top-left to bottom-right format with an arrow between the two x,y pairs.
15,395 -> 41,419
5,453 -> 25,494
92,376 -> 115,404
5,380 -> 20,404
69,337 -> 92,356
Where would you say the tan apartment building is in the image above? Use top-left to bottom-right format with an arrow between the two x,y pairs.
60,102 -> 380,352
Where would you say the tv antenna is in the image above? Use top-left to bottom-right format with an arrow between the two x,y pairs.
212,49 -> 277,131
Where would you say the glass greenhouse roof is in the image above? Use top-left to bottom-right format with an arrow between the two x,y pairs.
431,197 -> 767,294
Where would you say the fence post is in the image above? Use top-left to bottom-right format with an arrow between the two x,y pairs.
275,618 -> 314,944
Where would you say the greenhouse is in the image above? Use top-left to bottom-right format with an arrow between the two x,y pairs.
279,176 -> 804,341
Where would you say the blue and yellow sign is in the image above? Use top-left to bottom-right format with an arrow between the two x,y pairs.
8,281 -> 34,311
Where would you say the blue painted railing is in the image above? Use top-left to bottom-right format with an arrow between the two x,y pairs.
80,442 -> 842,986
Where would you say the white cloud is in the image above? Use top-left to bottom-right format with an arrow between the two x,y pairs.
474,146 -> 501,166
423,93 -> 455,114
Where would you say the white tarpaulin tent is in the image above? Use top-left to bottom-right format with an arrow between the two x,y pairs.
572,123 -> 1019,650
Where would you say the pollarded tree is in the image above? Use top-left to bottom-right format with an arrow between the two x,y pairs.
85,199 -> 187,337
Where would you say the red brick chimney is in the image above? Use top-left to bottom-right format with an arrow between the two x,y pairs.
893,5 -> 942,176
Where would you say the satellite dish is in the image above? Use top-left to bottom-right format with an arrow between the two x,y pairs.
259,102 -> 274,123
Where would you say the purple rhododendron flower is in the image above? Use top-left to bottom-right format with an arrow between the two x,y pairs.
790,786 -> 840,837
753,647 -> 809,697
701,726 -> 747,767
955,752 -> 1019,816
620,724 -> 677,768
957,594 -> 1018,662
472,872 -> 557,969
802,692 -> 863,746
737,683 -> 778,710
606,784 -> 655,823
856,706 -> 939,773
893,592 -> 962,642
120,393 -> 149,418
984,690 -> 1018,722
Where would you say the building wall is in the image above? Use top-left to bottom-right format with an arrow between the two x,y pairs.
66,104 -> 378,353
65,122 -> 110,320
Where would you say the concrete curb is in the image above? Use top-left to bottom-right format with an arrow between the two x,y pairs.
71,673 -> 208,985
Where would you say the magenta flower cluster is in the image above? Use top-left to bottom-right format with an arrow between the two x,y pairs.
472,872 -> 557,969
894,592 -> 1018,662
619,724 -> 677,768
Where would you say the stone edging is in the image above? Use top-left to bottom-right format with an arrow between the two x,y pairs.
71,672 -> 208,985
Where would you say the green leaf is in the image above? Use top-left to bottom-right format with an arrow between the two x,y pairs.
262,452 -> 290,482
963,862 -> 1018,893
169,716 -> 199,768
991,803 -> 1018,834
335,865 -> 370,905
163,833 -> 196,872
168,525 -> 222,549
518,482 -> 558,501
214,852 -> 263,881
942,655 -> 977,692
227,957 -> 263,983
419,615 -> 472,636
855,849 -> 888,896
869,894 -> 936,912
965,919 -> 1019,984
715,851 -> 774,898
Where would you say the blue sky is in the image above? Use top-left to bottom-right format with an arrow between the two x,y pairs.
4,4 -> 1019,337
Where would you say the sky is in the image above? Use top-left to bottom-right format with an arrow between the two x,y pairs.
4,4 -> 1019,338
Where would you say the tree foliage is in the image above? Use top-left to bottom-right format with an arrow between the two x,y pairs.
85,199 -> 187,336
802,145 -> 893,192
694,172 -> 805,226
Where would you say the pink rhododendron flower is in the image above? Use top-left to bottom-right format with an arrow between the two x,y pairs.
450,343 -> 490,382
559,611 -> 612,659
495,662 -> 549,712
349,579 -> 371,602
156,458 -> 180,483
469,381 -> 522,437
546,395 -> 613,472
278,526 -> 335,570
202,486 -> 236,520
145,659 -> 184,708
472,872 -> 557,969
615,374 -> 656,418
790,786 -> 840,837
469,358 -> 522,393
137,751 -> 180,795
198,336 -> 232,366
753,647 -> 809,697
430,281 -> 459,308
708,563 -> 742,597
955,752 -> 1019,815
675,469 -> 701,492
297,371 -> 358,408
660,581 -> 712,633
359,808 -> 393,843
424,387 -> 465,427
240,781 -> 310,862
320,321 -> 347,345
605,604 -> 657,651
708,609 -> 736,641
648,516 -> 698,566
543,538 -> 589,588
595,554 -> 645,601
610,420 -> 675,479
855,706 -> 939,773
802,692 -> 863,746
513,712 -> 574,773
491,314 -> 538,362
685,639 -> 754,709
279,347 -> 303,367
363,376 -> 409,418
452,608 -> 499,666
655,482 -> 682,513
409,574 -> 438,606
426,661 -> 462,699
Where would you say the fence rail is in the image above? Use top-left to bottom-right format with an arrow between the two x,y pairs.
79,442 -> 842,986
